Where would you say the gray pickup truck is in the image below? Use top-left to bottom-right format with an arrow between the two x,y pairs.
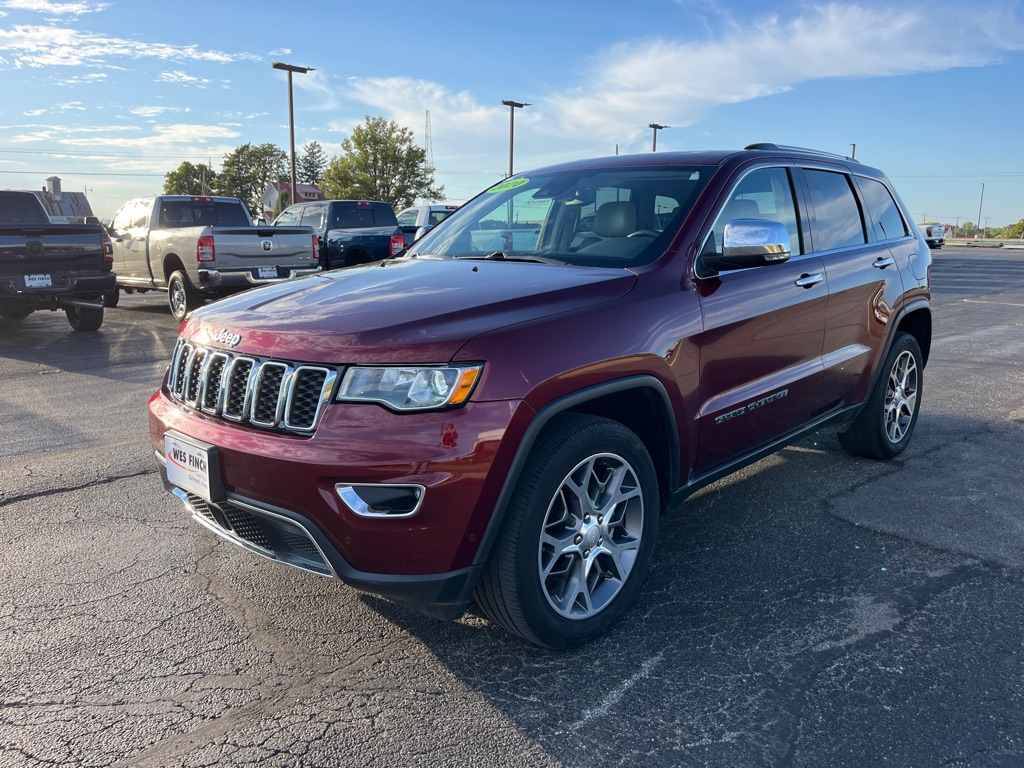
0,190 -> 114,331
106,195 -> 319,320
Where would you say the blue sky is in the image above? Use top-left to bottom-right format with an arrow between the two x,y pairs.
1,0 -> 1022,229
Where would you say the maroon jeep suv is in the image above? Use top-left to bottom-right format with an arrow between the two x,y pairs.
149,144 -> 931,648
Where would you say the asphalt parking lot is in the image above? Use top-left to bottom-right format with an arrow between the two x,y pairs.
1,247 -> 1023,767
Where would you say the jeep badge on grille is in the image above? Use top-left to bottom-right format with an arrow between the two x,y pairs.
214,329 -> 242,347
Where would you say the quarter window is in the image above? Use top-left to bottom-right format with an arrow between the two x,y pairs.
857,177 -> 908,243
804,170 -> 867,251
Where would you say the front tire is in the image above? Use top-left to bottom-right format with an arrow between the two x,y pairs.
65,305 -> 104,332
103,288 -> 120,307
167,270 -> 202,321
474,414 -> 659,648
839,332 -> 923,459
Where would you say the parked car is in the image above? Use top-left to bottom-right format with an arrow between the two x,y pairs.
0,190 -> 114,331
396,203 -> 459,246
148,144 -> 932,648
273,200 -> 405,270
106,195 -> 319,320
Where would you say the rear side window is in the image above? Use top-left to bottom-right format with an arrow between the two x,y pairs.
158,200 -> 250,228
396,209 -> 417,226
0,193 -> 47,225
331,203 -> 398,228
803,170 -> 867,251
428,209 -> 453,225
857,177 -> 908,243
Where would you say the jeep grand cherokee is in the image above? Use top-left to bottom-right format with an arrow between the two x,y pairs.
149,144 -> 931,648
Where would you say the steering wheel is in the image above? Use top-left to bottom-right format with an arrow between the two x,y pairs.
626,229 -> 660,238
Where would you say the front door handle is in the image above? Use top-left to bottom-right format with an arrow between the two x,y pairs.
795,273 -> 824,288
873,256 -> 895,269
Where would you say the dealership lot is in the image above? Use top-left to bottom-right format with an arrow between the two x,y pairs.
1,247 -> 1022,767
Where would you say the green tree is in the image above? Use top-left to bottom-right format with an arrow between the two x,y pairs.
298,141 -> 328,186
322,116 -> 443,209
163,161 -> 218,196
217,143 -> 287,219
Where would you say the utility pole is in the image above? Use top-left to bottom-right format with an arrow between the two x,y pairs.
977,183 -> 985,239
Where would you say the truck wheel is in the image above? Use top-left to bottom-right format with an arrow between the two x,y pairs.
0,306 -> 32,321
167,271 -> 202,321
65,305 -> 104,332
839,332 -> 923,460
474,414 -> 659,648
103,288 -> 120,307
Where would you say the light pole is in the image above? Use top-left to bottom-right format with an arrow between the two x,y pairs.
649,123 -> 668,152
272,61 -> 314,211
501,100 -> 530,177
977,182 -> 985,238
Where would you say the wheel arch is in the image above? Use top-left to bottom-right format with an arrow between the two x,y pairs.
895,302 -> 932,366
162,254 -> 185,283
472,376 -> 683,569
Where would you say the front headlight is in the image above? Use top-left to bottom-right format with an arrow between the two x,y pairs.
336,364 -> 482,411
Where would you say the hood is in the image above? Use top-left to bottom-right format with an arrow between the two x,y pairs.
183,257 -> 636,363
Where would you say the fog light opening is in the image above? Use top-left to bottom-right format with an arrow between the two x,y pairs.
336,483 -> 425,518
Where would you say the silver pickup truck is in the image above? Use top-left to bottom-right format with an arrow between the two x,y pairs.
106,195 -> 319,320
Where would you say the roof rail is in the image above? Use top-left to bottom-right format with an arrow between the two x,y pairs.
744,143 -> 857,162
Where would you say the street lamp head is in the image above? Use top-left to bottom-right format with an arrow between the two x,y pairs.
649,123 -> 669,130
272,61 -> 315,74
502,100 -> 531,109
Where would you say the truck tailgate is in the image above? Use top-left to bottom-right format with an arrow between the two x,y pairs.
0,225 -> 110,284
211,227 -> 315,267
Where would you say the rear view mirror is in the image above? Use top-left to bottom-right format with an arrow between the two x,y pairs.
701,219 -> 791,273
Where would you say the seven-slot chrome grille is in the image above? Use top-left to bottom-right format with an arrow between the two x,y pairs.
167,338 -> 338,434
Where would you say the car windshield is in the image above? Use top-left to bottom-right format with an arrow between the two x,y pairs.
407,165 -> 712,267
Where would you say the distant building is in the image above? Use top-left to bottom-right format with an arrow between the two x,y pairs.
260,181 -> 325,221
28,177 -> 97,224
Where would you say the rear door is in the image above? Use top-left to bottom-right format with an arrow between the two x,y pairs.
693,165 -> 829,473
798,168 -> 906,410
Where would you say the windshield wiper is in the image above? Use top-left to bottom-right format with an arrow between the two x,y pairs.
455,251 -> 567,265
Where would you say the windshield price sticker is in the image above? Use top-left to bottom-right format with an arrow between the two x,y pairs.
486,178 -> 529,194
258,266 -> 278,279
25,274 -> 52,288
165,433 -> 214,501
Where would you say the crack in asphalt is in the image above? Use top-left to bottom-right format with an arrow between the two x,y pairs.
0,468 -> 157,508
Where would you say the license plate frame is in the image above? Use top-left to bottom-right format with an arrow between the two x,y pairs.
257,266 -> 278,279
25,274 -> 52,288
164,431 -> 224,502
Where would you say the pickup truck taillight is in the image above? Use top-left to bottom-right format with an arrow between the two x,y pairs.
196,235 -> 215,262
101,235 -> 113,264
390,234 -> 405,256
312,234 -> 319,262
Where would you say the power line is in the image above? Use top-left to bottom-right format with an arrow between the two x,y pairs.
0,169 -> 165,177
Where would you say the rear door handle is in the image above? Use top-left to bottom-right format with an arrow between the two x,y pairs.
873,256 -> 895,269
795,273 -> 824,288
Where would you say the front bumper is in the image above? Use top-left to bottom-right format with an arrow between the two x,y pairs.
149,389 -> 528,618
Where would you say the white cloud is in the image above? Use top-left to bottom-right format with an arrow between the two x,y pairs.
56,123 -> 241,149
0,24 -> 259,68
130,105 -> 182,117
548,3 -> 1024,143
158,70 -> 211,87
22,107 -> 45,115
0,0 -> 109,14
55,71 -> 106,85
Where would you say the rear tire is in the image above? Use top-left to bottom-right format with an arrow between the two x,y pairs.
65,305 -> 104,332
839,332 -> 923,460
474,414 -> 659,648
103,288 -> 120,307
167,270 -> 202,321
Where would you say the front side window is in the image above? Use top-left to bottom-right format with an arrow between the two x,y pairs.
857,177 -> 908,243
396,209 -> 417,227
407,166 -> 712,268
300,204 -> 326,230
274,206 -> 302,226
804,170 -> 867,252
704,167 -> 801,258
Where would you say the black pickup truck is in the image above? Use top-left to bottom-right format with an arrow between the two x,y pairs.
271,200 -> 405,269
0,191 -> 114,331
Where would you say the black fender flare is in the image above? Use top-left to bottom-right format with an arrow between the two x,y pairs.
471,375 -> 681,568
